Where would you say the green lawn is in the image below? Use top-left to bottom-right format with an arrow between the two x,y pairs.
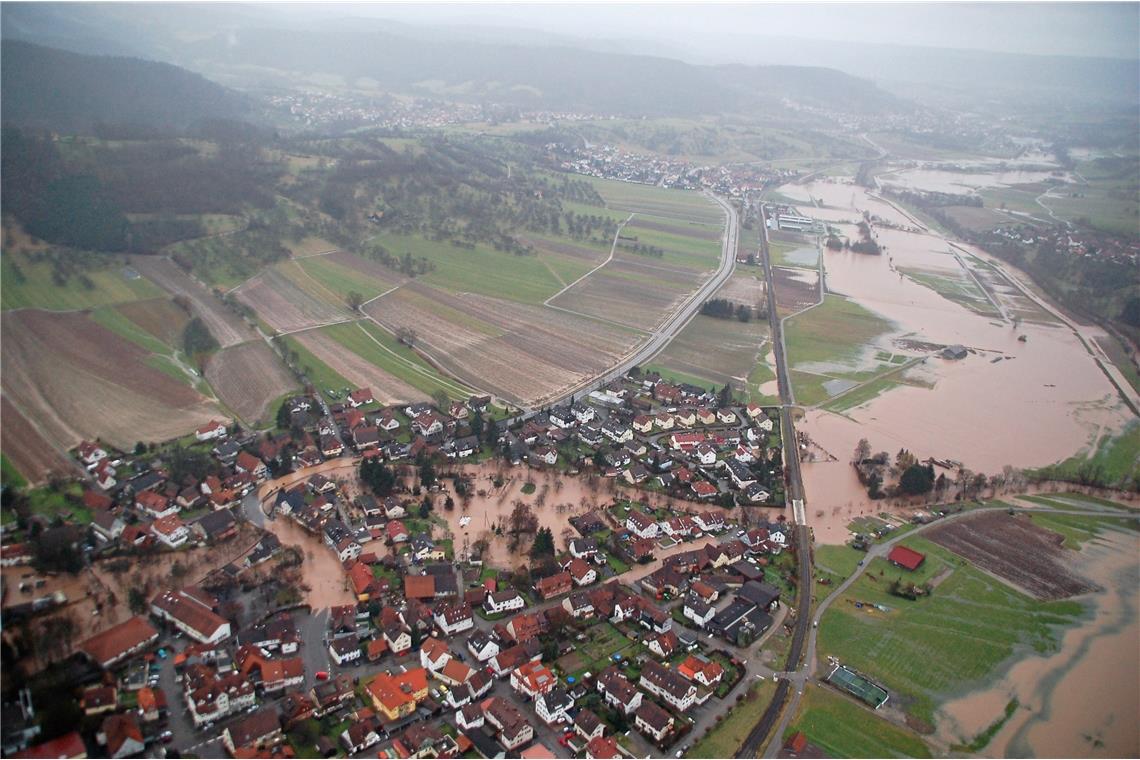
321,320 -> 475,401
1,253 -> 162,311
25,482 -> 92,524
822,376 -> 902,413
786,685 -> 931,758
621,222 -> 722,270
816,536 -> 1085,725
687,680 -> 776,758
1023,511 -> 1139,551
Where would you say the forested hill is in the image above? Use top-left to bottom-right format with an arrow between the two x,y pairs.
1,41 -> 249,135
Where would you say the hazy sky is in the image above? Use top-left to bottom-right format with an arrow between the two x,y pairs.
291,2 -> 1140,60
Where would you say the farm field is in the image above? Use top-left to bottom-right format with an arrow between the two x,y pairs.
205,341 -> 298,425
278,334 -> 351,400
0,396 -> 71,484
716,269 -> 766,308
113,297 -> 192,347
587,176 -> 722,224
772,266 -> 820,316
1,310 -> 221,453
784,295 -> 897,406
897,267 -> 1000,317
323,321 -> 475,402
785,685 -> 932,758
620,220 -> 722,271
294,325 -> 430,405
366,232 -> 568,305
283,254 -> 395,307
1036,419 -> 1140,488
234,266 -> 352,334
1,251 -> 162,311
927,512 -> 1098,600
816,535 -> 1085,725
365,283 -> 638,406
651,314 -> 768,390
131,256 -> 256,347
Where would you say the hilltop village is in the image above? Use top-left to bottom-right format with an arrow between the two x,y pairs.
1,368 -> 797,759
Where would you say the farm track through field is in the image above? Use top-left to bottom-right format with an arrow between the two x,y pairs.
131,257 -> 256,347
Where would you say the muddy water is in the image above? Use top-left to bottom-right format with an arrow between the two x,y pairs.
936,529 -> 1139,758
881,169 -> 1070,196
261,516 -> 356,609
784,179 -> 1135,531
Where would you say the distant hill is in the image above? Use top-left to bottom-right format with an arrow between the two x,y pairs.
180,26 -> 901,117
1,41 -> 249,135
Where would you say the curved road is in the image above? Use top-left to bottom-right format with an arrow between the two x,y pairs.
503,191 -> 739,421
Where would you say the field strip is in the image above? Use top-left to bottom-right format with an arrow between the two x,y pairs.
948,249 -> 1008,320
540,259 -> 568,288
282,259 -> 347,308
544,212 -> 635,306
817,357 -> 925,410
351,321 -> 475,398
542,302 -> 653,333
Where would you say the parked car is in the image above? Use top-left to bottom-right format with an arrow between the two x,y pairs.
315,671 -> 330,681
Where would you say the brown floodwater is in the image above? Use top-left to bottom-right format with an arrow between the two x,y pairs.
936,529 -> 1139,758
783,179 -> 1135,533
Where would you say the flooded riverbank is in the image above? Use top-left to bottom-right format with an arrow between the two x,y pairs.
936,528 -> 1139,758
781,175 -> 1135,522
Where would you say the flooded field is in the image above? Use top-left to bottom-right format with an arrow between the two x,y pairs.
936,529 -> 1139,758
783,176 -> 1135,528
879,168 -> 1071,196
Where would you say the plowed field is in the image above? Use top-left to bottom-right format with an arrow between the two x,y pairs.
293,329 -> 428,405
927,511 -> 1097,600
1,310 -> 221,450
235,267 -> 351,334
365,283 -> 637,406
205,342 -> 298,424
1,396 -> 71,484
131,257 -> 255,347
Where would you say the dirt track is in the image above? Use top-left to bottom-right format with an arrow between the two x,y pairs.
927,511 -> 1098,600
132,257 -> 255,347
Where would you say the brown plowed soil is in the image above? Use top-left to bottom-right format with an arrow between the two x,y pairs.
205,341 -> 298,425
926,511 -> 1098,600
1,310 -> 221,451
116,297 -> 191,346
293,328 -> 428,405
235,268 -> 350,334
131,257 -> 255,347
1,396 -> 71,484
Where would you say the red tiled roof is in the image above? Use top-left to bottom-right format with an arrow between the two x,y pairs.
79,615 -> 158,668
887,545 -> 926,571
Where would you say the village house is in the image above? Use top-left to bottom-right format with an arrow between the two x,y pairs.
348,388 -> 374,407
222,707 -> 282,755
98,713 -> 145,759
574,708 -> 607,743
150,514 -> 189,548
536,687 -> 574,725
635,700 -> 675,743
467,631 -> 500,662
483,588 -> 526,616
640,660 -> 698,711
535,571 -> 572,600
597,667 -> 642,714
511,660 -> 558,700
434,601 -> 474,636
136,490 -> 178,519
150,588 -> 230,645
484,697 -> 535,752
235,451 -> 268,481
678,655 -> 725,688
565,557 -> 598,587
365,668 -> 429,721
625,509 -> 659,539
328,637 -> 361,666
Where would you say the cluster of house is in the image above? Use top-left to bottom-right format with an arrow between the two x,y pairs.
281,392 -> 491,466
505,372 -> 783,506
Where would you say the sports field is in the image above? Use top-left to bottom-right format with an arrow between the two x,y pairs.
827,665 -> 889,708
